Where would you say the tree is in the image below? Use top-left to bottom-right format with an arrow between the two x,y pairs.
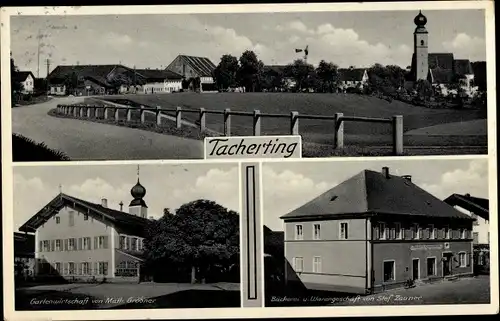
415,79 -> 433,102
213,54 -> 239,91
11,52 -> 23,103
144,199 -> 239,284
284,59 -> 314,92
64,71 -> 80,95
367,63 -> 407,96
237,50 -> 262,92
261,67 -> 285,92
315,60 -> 339,93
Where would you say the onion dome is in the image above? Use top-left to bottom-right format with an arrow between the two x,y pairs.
130,179 -> 146,199
414,10 -> 427,27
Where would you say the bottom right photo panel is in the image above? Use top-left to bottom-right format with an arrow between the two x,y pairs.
262,157 -> 491,307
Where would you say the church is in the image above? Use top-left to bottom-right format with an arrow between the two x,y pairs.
408,11 -> 478,97
17,169 -> 151,283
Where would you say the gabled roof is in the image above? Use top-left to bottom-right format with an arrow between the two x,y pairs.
338,68 -> 366,81
18,193 -> 150,237
430,68 -> 454,84
281,169 -> 472,220
135,69 -> 183,81
428,53 -> 455,70
175,55 -> 216,77
13,71 -> 35,83
444,193 -> 489,221
264,65 -> 287,74
47,65 -> 120,81
454,59 -> 474,76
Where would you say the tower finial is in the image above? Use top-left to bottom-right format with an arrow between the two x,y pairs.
137,165 -> 140,182
59,184 -> 62,194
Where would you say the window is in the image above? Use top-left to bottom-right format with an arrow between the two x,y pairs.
473,232 -> 479,244
43,240 -> 50,252
395,223 -> 402,239
97,236 -> 108,249
313,224 -> 321,240
68,238 -> 76,251
83,237 -> 91,250
313,257 -> 322,273
69,211 -> 75,227
429,225 -> 435,239
81,262 -> 90,275
383,261 -> 395,282
459,253 -> 466,267
55,217 -> 60,224
418,225 -> 423,239
293,257 -> 304,272
427,258 -> 436,276
131,238 -> 138,251
98,262 -> 109,275
420,40 -> 425,46
379,222 -> 387,240
84,214 -> 89,221
295,225 -> 303,240
68,262 -> 75,275
340,222 -> 349,240
445,226 -> 450,239
55,240 -> 62,251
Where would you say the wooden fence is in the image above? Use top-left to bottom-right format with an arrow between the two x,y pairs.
57,104 -> 404,155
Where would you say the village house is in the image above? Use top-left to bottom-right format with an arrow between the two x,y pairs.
18,174 -> 151,283
262,65 -> 296,92
14,232 -> 35,281
13,71 -> 35,94
134,69 -> 183,94
166,55 -> 217,92
47,64 -> 146,96
281,167 -> 474,294
338,67 -> 369,92
408,11 -> 478,97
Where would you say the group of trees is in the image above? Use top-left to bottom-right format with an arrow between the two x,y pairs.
143,199 -> 239,284
11,53 -> 24,102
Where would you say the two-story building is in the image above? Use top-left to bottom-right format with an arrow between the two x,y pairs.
17,176 -> 151,283
281,167 -> 474,294
13,71 -> 35,94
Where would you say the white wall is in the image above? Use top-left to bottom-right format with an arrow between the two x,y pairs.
21,74 -> 35,94
454,206 -> 489,244
143,80 -> 182,94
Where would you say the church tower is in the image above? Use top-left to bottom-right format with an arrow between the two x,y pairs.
129,166 -> 148,218
413,11 -> 429,81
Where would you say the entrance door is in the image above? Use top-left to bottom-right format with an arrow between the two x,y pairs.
443,253 -> 453,276
412,259 -> 419,280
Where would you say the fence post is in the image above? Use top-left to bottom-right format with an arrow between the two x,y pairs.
393,115 -> 404,155
104,108 -> 109,120
127,109 -> 132,122
224,108 -> 231,137
176,107 -> 182,129
253,110 -> 261,136
84,107 -> 89,118
79,106 -> 84,118
156,110 -> 162,126
199,108 -> 206,132
334,112 -> 344,149
290,111 -> 299,135
140,109 -> 145,124
65,106 -> 69,114
115,108 -> 120,122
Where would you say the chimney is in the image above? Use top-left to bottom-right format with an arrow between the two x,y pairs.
465,193 -> 471,198
382,167 -> 390,178
402,175 -> 412,182
119,201 -> 124,211
101,198 -> 108,208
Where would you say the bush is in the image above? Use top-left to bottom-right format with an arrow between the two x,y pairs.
12,134 -> 70,161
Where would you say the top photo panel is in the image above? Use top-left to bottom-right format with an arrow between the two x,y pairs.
7,5 -> 492,161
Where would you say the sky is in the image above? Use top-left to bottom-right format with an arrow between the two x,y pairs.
263,158 -> 489,231
10,9 -> 486,78
13,163 -> 239,231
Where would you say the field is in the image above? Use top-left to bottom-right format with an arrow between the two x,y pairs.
99,92 -> 487,151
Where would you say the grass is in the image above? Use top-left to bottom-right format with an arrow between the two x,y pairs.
12,134 -> 70,161
101,92 -> 487,148
13,95 -> 51,107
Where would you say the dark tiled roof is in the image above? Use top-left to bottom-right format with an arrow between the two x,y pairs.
135,69 -> 183,81
430,68 -> 454,84
14,232 -> 35,258
428,53 -> 455,70
338,68 -> 366,81
178,55 -> 216,77
454,59 -> 474,76
18,193 -> 150,237
444,194 -> 489,221
47,65 -> 119,81
264,65 -> 287,74
84,75 -> 113,88
281,169 -> 472,220
12,71 -> 35,83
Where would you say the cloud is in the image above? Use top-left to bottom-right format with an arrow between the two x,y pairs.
420,159 -> 489,200
67,177 -> 130,208
443,33 -> 486,61
103,32 -> 133,45
262,167 -> 333,231
170,167 -> 240,213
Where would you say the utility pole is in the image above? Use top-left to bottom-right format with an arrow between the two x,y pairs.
46,58 -> 50,78
45,58 -> 50,96
37,29 -> 41,78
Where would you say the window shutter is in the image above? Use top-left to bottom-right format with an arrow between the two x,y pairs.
93,262 -> 98,275
39,241 -> 43,252
104,236 -> 109,249
78,238 -> 82,250
63,263 -> 68,275
64,239 -> 68,251
94,237 -> 98,249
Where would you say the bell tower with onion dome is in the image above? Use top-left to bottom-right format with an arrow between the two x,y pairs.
129,165 -> 148,218
413,10 -> 429,81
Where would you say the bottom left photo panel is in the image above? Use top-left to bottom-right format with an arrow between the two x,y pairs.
11,162 -> 241,310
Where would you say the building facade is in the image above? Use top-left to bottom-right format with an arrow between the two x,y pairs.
166,55 -> 217,92
135,69 -> 183,94
281,167 -> 474,294
338,67 -> 369,92
13,71 -> 35,94
18,176 -> 151,283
